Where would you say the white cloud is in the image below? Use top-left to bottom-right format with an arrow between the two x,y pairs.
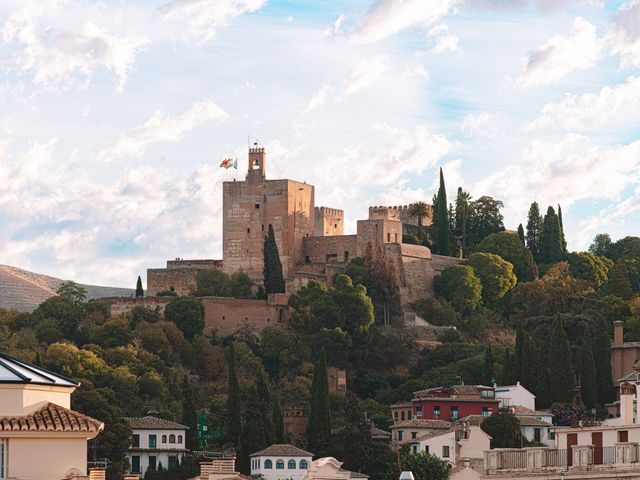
528,75 -> 640,131
99,101 -> 228,161
350,0 -> 456,44
159,0 -> 267,42
461,111 -> 493,137
515,17 -> 602,88
324,14 -> 346,38
306,56 -> 391,111
606,0 -> 640,69
474,135 -> 640,229
2,3 -> 150,93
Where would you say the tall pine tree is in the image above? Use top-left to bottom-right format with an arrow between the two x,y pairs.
539,206 -> 566,266
308,349 -> 331,457
135,276 -> 144,297
526,202 -> 543,260
227,342 -> 242,447
435,168 -> 452,256
263,224 -> 285,294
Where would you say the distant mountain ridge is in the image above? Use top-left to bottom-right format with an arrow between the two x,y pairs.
0,264 -> 134,312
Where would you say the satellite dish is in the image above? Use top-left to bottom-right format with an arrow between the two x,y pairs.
65,468 -> 84,478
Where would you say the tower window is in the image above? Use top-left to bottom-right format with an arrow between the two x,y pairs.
262,224 -> 265,231
247,228 -> 251,233
255,204 -> 260,209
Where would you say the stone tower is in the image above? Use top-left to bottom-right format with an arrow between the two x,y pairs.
222,148 -> 315,284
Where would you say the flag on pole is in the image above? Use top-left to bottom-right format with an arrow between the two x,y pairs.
233,158 -> 238,169
219,158 -> 233,169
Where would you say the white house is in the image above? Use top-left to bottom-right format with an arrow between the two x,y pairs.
125,416 -> 188,476
494,382 -> 536,410
510,406 -> 555,446
0,353 -> 104,479
306,457 -> 368,480
250,444 -> 313,480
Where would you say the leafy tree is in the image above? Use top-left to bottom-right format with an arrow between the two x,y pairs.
57,281 -> 87,303
481,408 -> 522,448
308,349 -> 332,457
135,276 -> 144,298
517,224 -> 525,245
32,291 -> 85,339
164,297 -> 205,341
468,253 -> 517,306
467,196 -> 505,248
196,269 -> 232,297
455,187 -> 472,257
230,272 -> 254,298
606,263 -> 634,299
579,328 -> 597,408
476,231 -> 529,281
157,290 -> 178,297
408,201 -> 430,241
526,202 -> 544,261
403,233 -> 420,245
567,252 -> 613,288
263,224 -> 285,294
434,168 -> 452,256
538,206 -> 566,266
332,392 -> 372,473
609,236 -> 640,261
400,451 -> 451,480
226,342 -> 242,447
589,233 -> 613,258
437,265 -> 482,313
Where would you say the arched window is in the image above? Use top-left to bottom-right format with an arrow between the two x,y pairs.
288,459 -> 296,469
177,435 -> 183,443
276,459 -> 284,470
265,459 -> 273,469
169,434 -> 176,443
162,435 -> 167,443
300,460 -> 308,469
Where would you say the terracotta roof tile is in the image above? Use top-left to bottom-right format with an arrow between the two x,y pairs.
517,416 -> 552,426
125,416 -> 188,430
391,419 -> 451,429
250,444 -> 313,457
0,403 -> 103,433
512,406 -> 551,416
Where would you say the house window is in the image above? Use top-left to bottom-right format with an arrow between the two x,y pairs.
411,431 -> 417,439
149,456 -> 157,471
401,411 -> 405,421
149,434 -> 157,448
482,407 -> 489,416
131,455 -> 141,474
168,455 -> 178,470
433,406 -> 440,418
387,233 -> 391,242
442,446 -> 450,458
178,435 -> 183,443
0,439 -> 7,479
169,434 -> 176,443
416,405 -> 423,417
534,428 -> 541,443
397,431 -> 403,442
300,460 -> 308,469
425,446 -> 429,453
548,430 -> 556,440
162,435 -> 167,443
276,459 -> 284,469
450,407 -> 458,420
412,445 -> 418,454
288,459 -> 296,469
619,430 -> 629,442
394,411 -> 398,420
265,459 -> 273,469
132,434 -> 140,448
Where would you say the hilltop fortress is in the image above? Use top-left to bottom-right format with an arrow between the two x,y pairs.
147,148 -> 459,313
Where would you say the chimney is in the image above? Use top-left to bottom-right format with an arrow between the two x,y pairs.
572,386 -> 583,408
124,476 -> 141,480
212,457 -> 236,474
89,469 -> 106,480
614,321 -> 624,346
200,461 -> 214,476
620,382 -> 635,424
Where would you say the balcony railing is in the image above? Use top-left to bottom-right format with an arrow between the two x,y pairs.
484,443 -> 640,474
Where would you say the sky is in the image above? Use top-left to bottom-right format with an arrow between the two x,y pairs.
0,0 -> 639,288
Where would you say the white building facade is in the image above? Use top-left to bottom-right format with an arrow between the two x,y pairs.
250,444 -> 312,480
494,382 -> 536,410
125,416 -> 188,477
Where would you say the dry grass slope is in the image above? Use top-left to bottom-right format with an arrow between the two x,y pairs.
0,265 -> 134,312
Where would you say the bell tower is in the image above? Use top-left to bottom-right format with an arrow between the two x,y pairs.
247,147 -> 266,182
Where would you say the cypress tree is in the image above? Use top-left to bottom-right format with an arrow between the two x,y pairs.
579,328 -> 597,409
334,392 -> 372,473
240,385 -> 264,472
526,248 -> 539,281
548,316 -> 574,404
227,343 -> 242,447
483,345 -> 495,385
526,202 -> 543,260
263,224 -> 285,294
517,224 -> 525,245
539,206 -> 565,265
182,375 -> 198,450
593,316 -> 614,405
512,325 -> 526,386
435,168 -> 452,256
256,371 -> 275,444
558,204 -> 568,254
272,397 -> 285,443
135,276 -> 144,297
502,349 -> 512,385
308,349 -> 331,457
